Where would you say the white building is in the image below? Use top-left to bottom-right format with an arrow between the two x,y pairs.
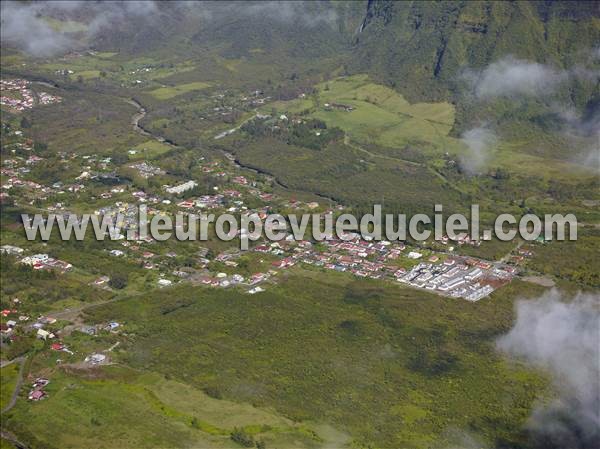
166,180 -> 198,195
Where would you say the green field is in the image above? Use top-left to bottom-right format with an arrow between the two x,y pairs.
74,70 -> 102,80
268,75 -> 466,159
147,82 -> 212,100
129,140 -> 173,160
2,366 -> 328,449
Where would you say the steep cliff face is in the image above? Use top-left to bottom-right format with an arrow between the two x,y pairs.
352,1 -> 600,104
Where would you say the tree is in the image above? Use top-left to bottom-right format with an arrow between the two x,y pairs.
20,116 -> 31,128
109,272 -> 128,290
110,149 -> 128,166
230,428 -> 254,447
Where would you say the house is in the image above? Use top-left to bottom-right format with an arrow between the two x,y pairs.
85,353 -> 106,364
0,245 -> 24,255
166,180 -> 197,195
36,329 -> 53,340
28,390 -> 46,401
94,276 -> 110,285
79,325 -> 96,335
21,253 -> 49,266
32,378 -> 49,388
105,322 -> 120,330
271,260 -> 286,269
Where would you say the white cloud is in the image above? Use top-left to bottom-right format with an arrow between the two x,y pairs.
497,290 -> 600,449
459,126 -> 497,174
466,56 -> 568,99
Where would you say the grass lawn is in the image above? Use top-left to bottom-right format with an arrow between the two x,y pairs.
147,82 -> 212,100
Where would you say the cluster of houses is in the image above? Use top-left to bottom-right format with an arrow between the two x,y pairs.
0,301 -> 59,341
28,378 -> 50,401
129,161 -> 164,178
0,100 -> 522,308
1,151 -> 98,204
0,298 -> 28,336
397,260 -> 512,301
0,79 -> 61,111
1,245 -> 74,283
1,79 -> 34,111
165,180 -> 197,194
323,102 -> 354,112
20,253 -> 73,273
510,246 -> 535,265
242,235 -> 514,301
38,91 -> 62,105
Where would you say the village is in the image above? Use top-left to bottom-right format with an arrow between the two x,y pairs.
0,81 -> 528,305
0,68 -> 548,428
0,79 -> 61,112
0,77 -> 541,408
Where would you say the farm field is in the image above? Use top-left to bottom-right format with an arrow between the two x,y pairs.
147,82 -> 212,100
266,75 -> 466,159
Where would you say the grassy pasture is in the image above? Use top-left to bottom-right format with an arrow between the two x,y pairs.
129,140 -> 173,160
147,82 -> 212,100
307,75 -> 465,158
3,366 -> 327,449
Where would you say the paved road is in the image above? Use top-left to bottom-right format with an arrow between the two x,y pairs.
1,429 -> 30,449
1,356 -> 26,414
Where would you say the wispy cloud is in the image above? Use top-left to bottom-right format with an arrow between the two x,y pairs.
465,56 -> 568,99
1,2 -> 75,57
497,290 -> 600,449
1,1 -> 338,57
0,1 -> 159,57
459,125 -> 497,174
